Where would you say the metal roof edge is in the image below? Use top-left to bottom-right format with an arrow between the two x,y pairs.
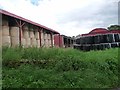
0,9 -> 59,34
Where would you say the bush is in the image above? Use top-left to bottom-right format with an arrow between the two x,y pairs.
2,47 -> 119,88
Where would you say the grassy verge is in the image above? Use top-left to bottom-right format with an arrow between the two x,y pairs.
2,47 -> 119,88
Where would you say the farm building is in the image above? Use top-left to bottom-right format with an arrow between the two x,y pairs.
74,28 -> 120,51
54,34 -> 75,48
0,9 -> 60,48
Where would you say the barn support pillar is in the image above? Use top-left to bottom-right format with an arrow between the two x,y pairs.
69,38 -> 71,47
67,38 -> 69,47
15,19 -> 25,46
59,34 -> 61,47
39,28 -> 41,47
50,32 -> 53,47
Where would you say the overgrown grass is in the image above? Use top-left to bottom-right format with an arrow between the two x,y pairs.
2,47 -> 119,88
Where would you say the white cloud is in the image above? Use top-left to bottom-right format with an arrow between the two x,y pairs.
0,0 -> 119,36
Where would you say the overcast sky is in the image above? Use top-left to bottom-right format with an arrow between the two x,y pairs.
0,0 -> 119,36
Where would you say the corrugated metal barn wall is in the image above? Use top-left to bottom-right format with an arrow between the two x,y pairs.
54,35 -> 74,48
54,34 -> 63,47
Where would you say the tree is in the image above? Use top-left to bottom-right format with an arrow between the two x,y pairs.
107,25 -> 120,30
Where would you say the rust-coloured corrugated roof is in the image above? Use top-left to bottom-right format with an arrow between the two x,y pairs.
89,28 -> 108,34
0,9 -> 59,34
81,28 -> 120,37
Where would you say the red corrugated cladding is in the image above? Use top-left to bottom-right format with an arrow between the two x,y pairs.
54,35 -> 63,47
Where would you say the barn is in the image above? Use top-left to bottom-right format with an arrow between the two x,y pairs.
74,28 -> 120,51
54,34 -> 74,48
0,9 -> 60,48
